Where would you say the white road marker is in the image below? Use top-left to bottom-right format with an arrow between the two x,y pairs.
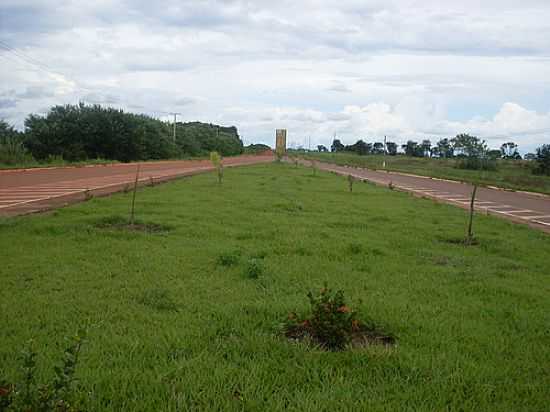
523,215 -> 550,220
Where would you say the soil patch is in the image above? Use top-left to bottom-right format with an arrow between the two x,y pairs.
284,322 -> 395,350
94,216 -> 172,233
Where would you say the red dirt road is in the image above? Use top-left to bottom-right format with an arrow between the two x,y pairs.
0,154 -> 273,216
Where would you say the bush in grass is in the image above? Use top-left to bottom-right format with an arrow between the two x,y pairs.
284,284 -> 359,351
455,157 -> 497,171
244,258 -> 263,279
348,242 -> 362,255
217,251 -> 240,267
0,330 -> 87,411
137,288 -> 177,311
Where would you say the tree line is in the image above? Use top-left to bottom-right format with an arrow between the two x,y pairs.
320,134 -> 550,175
0,103 -> 244,164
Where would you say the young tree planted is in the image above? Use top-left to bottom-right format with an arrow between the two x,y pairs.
210,151 -> 224,183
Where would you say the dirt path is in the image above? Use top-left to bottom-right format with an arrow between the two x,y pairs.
0,154 -> 273,216
304,159 -> 550,233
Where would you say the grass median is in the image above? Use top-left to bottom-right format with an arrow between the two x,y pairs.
0,163 -> 548,411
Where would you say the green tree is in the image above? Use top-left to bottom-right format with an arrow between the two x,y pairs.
331,139 -> 345,152
436,138 -> 454,158
401,140 -> 422,157
420,140 -> 432,157
500,142 -> 520,159
533,144 -> 550,175
1,120 -> 32,164
386,141 -> 397,155
372,142 -> 384,154
451,134 -> 487,158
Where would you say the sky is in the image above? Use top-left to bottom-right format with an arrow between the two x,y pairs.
1,0 -> 550,153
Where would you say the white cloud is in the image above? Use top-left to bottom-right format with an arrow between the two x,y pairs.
1,0 -> 549,152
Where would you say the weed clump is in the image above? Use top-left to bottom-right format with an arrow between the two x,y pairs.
284,284 -> 394,351
94,215 -> 171,233
348,242 -> 362,255
217,251 -> 240,267
0,330 -> 87,411
244,258 -> 263,279
137,288 -> 177,311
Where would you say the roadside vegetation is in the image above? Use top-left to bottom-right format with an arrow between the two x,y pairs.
303,152 -> 550,195
305,134 -> 550,194
0,105 -> 246,168
1,163 -> 548,410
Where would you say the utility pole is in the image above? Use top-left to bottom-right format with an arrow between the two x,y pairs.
383,135 -> 387,169
169,112 -> 181,143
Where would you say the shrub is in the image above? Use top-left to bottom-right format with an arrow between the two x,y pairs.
217,251 -> 240,267
210,151 -> 223,184
284,284 -> 359,350
0,330 -> 87,411
244,258 -> 263,279
348,243 -> 362,255
0,121 -> 33,165
455,157 -> 497,171
137,288 -> 177,311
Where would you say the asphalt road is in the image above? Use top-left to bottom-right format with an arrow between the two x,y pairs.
0,154 -> 273,216
311,160 -> 550,233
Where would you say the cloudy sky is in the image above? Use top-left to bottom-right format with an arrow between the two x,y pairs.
1,0 -> 550,152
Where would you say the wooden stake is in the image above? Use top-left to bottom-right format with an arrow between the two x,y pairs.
130,164 -> 140,226
466,185 -> 478,244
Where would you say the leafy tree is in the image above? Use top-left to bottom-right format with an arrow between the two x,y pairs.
317,145 -> 328,152
420,140 -> 432,157
345,140 -> 371,155
372,142 -> 384,155
386,141 -> 397,156
533,144 -> 550,175
331,139 -> 345,152
500,142 -> 521,159
244,143 -> 270,154
401,140 -> 422,157
451,133 -> 487,158
436,138 -> 454,158
22,103 -> 243,162
0,120 -> 31,164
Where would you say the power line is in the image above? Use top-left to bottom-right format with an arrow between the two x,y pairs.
0,39 -> 97,97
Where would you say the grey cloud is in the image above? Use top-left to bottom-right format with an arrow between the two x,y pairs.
82,93 -> 121,105
174,97 -> 196,106
327,83 -> 352,93
17,86 -> 54,99
0,98 -> 17,108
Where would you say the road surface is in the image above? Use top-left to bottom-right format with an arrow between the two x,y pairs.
309,159 -> 550,233
0,154 -> 273,216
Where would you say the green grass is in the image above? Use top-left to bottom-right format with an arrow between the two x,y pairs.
1,163 -> 549,411
304,152 -> 550,195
